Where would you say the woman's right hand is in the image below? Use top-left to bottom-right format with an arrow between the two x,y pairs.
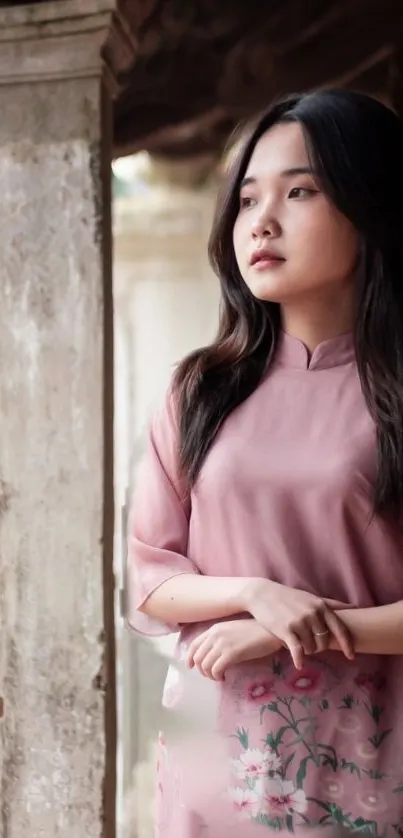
243,579 -> 355,669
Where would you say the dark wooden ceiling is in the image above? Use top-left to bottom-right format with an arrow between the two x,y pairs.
114,0 -> 403,159
4,0 -> 403,159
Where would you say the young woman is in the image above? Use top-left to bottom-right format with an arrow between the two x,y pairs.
127,90 -> 403,838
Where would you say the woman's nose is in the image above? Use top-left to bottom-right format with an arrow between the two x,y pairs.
251,212 -> 281,239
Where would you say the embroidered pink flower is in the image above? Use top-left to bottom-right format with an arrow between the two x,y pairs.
285,667 -> 323,696
357,790 -> 387,814
246,679 -> 274,703
320,775 -> 344,801
228,786 -> 259,818
336,711 -> 361,733
356,741 -> 377,762
255,778 -> 308,816
231,748 -> 281,780
355,672 -> 386,691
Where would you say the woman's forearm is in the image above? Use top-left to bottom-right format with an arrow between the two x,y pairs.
139,573 -> 252,624
334,601 -> 403,655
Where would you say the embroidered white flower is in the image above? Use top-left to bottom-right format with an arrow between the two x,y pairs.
227,786 -> 259,817
231,748 -> 281,780
255,778 -> 308,816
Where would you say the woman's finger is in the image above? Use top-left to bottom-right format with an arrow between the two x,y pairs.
190,637 -> 213,671
297,620 -> 318,656
187,637 -> 203,668
325,610 -> 355,660
281,631 -> 304,669
210,655 -> 229,681
310,616 -> 331,653
324,598 -> 354,610
197,647 -> 223,680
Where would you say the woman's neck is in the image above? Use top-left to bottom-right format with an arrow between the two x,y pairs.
281,291 -> 354,355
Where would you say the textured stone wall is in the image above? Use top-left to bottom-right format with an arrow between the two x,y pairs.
0,75 -> 113,838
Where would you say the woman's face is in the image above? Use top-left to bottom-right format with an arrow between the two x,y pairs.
232,122 -> 359,306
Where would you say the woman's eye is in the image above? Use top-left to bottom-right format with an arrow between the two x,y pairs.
288,186 -> 316,199
239,195 -> 256,209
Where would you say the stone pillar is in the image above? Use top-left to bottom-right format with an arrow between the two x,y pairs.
0,2 -> 135,835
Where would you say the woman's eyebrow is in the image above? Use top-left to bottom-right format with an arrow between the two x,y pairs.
240,166 -> 316,190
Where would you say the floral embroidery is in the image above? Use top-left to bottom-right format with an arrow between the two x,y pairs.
355,672 -> 386,692
254,778 -> 308,817
319,774 -> 344,800
227,786 -> 259,818
226,657 -> 397,835
231,748 -> 281,780
336,710 -> 362,733
357,790 -> 387,815
285,666 -> 324,697
356,741 -> 378,762
247,679 -> 275,703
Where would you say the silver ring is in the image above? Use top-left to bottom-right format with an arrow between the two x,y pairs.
314,630 -> 329,637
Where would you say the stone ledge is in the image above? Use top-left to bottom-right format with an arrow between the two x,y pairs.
0,0 -> 137,95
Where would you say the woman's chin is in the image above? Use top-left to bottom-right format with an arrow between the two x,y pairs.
247,277 -> 291,304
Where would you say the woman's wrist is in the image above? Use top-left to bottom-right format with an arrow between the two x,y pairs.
241,576 -> 274,612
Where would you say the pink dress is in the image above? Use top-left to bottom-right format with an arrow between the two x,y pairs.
127,332 -> 403,838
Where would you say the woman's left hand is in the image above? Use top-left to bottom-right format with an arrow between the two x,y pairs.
186,619 -> 282,681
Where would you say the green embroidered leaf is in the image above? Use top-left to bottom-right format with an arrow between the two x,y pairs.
296,755 -> 312,789
271,659 -> 284,676
340,758 -> 361,777
393,785 -> 403,794
369,729 -> 393,749
282,753 -> 295,775
317,743 -> 338,761
293,715 -> 312,726
254,814 -> 283,830
296,812 -> 311,826
289,735 -> 306,747
286,814 -> 294,833
339,694 -> 355,709
364,701 -> 384,724
235,727 -> 249,749
363,768 -> 388,780
262,726 -> 291,755
265,732 -> 276,750
306,797 -> 333,814
329,803 -> 345,825
321,756 -> 337,771
353,817 -> 379,835
319,699 -> 329,711
266,701 -> 279,712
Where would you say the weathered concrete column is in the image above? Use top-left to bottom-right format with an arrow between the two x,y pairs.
0,2 -> 136,835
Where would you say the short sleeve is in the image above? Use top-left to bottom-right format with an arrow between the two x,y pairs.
126,386 -> 199,636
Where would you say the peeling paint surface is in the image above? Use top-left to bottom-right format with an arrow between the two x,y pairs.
0,77 -> 108,837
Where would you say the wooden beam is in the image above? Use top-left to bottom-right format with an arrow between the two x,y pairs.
114,105 -> 230,158
114,0 -> 402,157
268,0 -> 400,98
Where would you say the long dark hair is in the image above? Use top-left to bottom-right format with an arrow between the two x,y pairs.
173,90 -> 403,520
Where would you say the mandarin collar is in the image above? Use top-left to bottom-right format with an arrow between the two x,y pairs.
275,331 -> 355,371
